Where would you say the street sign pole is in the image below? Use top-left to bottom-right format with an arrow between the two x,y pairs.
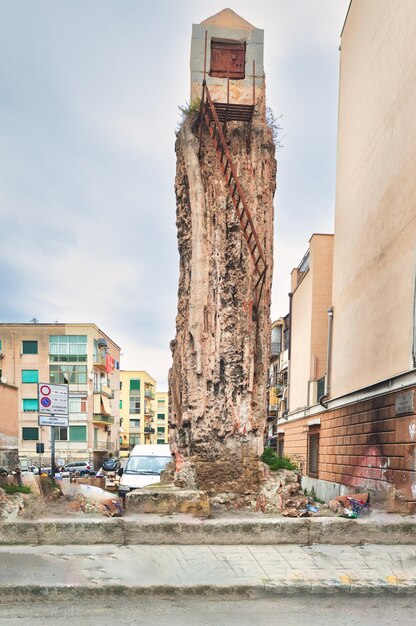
50,418 -> 56,479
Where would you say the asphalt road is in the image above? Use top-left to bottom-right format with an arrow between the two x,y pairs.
0,595 -> 413,625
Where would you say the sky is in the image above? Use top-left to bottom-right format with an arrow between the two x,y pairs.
0,0 -> 350,390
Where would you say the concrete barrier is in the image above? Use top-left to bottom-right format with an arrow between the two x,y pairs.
0,514 -> 415,545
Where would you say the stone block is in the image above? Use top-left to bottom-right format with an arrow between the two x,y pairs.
125,485 -> 211,518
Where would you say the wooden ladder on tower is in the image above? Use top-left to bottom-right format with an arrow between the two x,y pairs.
199,81 -> 267,319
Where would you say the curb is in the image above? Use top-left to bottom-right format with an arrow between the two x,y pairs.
1,516 -> 416,545
0,581 -> 415,603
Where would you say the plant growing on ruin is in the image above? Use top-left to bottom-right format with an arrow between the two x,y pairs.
261,447 -> 299,471
178,98 -> 201,119
3,484 -> 31,495
266,107 -> 284,148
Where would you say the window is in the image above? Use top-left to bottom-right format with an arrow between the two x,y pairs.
68,396 -> 87,413
130,419 -> 140,428
130,379 -> 140,391
22,370 -> 39,384
271,326 -> 282,355
70,426 -> 87,442
49,335 -> 87,362
23,398 -> 38,411
129,396 -> 141,414
277,435 -> 284,458
129,434 -> 140,445
157,399 -> 165,406
119,400 -> 122,409
157,426 -> 165,434
209,39 -> 245,79
307,430 -> 320,477
317,376 -> 325,403
55,427 -> 68,441
157,439 -> 165,445
157,413 -> 165,421
22,427 -> 39,440
49,364 -> 87,384
22,340 -> 38,354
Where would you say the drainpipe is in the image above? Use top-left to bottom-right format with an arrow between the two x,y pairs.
319,306 -> 334,409
286,292 -> 293,415
413,252 -> 416,367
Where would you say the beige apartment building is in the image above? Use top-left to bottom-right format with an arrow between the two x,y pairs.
0,381 -> 18,469
119,371 -> 169,454
0,323 -> 121,468
289,234 -> 334,412
276,1 -> 416,509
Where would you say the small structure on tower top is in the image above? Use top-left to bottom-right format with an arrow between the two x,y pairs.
190,8 -> 265,111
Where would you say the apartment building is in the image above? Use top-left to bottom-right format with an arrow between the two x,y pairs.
119,371 -> 168,453
277,1 -> 416,510
0,381 -> 18,469
155,391 -> 169,444
266,316 -> 289,451
0,323 -> 121,467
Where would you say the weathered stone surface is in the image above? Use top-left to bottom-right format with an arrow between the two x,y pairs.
125,485 -> 210,518
169,100 -> 276,496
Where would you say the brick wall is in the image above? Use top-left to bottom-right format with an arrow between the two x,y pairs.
281,386 -> 416,507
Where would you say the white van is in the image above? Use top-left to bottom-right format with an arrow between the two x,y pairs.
118,444 -> 171,496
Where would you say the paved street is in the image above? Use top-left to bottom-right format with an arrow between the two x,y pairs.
0,595 -> 414,625
1,543 -> 416,595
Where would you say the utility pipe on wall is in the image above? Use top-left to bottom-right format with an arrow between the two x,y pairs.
319,306 -> 334,409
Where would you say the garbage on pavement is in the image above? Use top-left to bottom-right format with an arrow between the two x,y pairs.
328,492 -> 370,518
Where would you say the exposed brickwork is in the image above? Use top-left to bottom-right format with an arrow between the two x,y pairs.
282,387 -> 416,509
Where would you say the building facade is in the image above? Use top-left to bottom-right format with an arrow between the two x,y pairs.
119,371 -> 168,453
0,381 -> 19,469
266,316 -> 289,451
0,323 -> 121,468
276,1 -> 416,510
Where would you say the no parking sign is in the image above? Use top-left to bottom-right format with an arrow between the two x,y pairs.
38,383 -> 69,416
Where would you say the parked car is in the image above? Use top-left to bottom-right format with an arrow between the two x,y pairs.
118,444 -> 171,497
101,458 -> 120,472
62,461 -> 94,476
27,465 -> 51,475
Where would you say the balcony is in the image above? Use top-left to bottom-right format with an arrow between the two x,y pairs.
93,442 -> 115,451
144,407 -> 155,417
144,388 -> 155,399
144,427 -> 155,434
93,414 -> 114,425
93,384 -> 114,398
93,353 -> 107,370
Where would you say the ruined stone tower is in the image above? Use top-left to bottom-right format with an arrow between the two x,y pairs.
169,9 -> 276,497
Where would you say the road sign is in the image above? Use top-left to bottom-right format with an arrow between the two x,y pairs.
38,415 -> 69,427
36,443 -> 45,454
37,383 -> 68,416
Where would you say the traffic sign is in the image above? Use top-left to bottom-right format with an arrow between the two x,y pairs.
38,415 -> 69,427
37,383 -> 68,416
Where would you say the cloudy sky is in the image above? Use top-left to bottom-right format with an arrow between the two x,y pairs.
0,0 -> 349,389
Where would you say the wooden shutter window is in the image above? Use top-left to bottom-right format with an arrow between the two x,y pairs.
210,39 -> 245,79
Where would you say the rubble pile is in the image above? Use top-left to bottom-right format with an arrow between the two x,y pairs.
0,487 -> 25,520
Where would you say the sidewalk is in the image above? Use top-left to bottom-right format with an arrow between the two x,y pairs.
1,543 -> 416,600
